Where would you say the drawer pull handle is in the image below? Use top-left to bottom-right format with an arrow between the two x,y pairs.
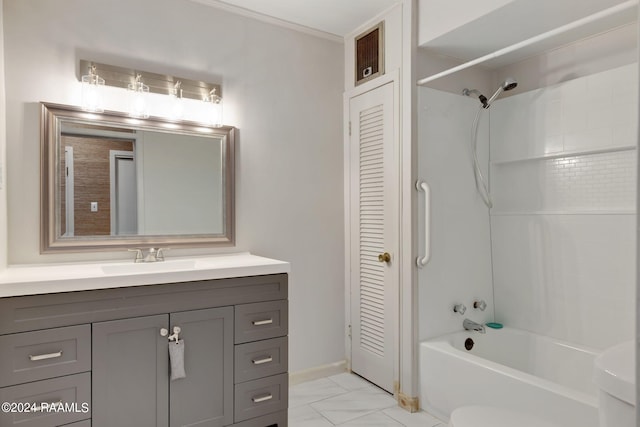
252,393 -> 273,403
29,351 -> 63,361
252,356 -> 273,365
252,319 -> 274,326
33,400 -> 63,412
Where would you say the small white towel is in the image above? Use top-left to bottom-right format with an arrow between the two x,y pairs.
169,339 -> 186,380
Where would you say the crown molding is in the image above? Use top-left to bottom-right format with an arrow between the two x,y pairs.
188,0 -> 344,43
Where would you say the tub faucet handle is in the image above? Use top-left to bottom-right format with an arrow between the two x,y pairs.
453,304 -> 466,315
473,300 -> 487,311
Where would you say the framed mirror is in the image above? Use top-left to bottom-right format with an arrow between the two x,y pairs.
40,103 -> 235,252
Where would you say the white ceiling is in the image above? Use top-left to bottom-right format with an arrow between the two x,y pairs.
199,0 -> 401,37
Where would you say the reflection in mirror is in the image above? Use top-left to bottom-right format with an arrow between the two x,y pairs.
41,103 -> 235,252
59,123 -> 224,237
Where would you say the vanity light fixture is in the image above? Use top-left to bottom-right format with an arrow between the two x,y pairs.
78,60 -> 222,123
204,88 -> 223,127
81,64 -> 105,112
128,74 -> 149,118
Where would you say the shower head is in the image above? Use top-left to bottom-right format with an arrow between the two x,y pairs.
484,78 -> 518,109
462,88 -> 489,108
502,78 -> 518,91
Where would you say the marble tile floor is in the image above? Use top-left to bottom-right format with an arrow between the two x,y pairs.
289,373 -> 446,427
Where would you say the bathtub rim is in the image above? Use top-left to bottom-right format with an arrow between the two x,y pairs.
419,327 -> 600,408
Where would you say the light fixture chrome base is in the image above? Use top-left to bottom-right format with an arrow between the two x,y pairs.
79,60 -> 221,101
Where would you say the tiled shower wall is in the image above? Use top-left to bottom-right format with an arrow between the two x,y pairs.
490,63 -> 638,349
418,88 -> 494,341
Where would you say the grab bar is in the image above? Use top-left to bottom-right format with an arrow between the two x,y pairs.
416,180 -> 431,267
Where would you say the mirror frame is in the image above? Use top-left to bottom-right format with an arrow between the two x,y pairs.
40,102 -> 235,253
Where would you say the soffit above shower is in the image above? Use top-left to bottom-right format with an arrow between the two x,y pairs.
418,0 -> 637,69
188,0 -> 401,39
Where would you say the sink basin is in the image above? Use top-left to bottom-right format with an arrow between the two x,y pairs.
101,259 -> 196,275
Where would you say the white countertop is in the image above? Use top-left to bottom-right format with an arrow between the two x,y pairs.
0,252 -> 290,298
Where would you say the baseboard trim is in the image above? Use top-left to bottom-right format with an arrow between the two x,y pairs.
289,360 -> 348,386
397,390 -> 420,413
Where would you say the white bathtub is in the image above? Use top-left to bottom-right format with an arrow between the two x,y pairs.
419,327 -> 600,427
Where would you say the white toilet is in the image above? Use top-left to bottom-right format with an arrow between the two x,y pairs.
593,340 -> 635,427
448,406 -> 562,427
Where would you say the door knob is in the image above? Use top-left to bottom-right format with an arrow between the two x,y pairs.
378,252 -> 391,263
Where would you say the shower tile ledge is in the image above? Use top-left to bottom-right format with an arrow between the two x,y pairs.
0,252 -> 290,297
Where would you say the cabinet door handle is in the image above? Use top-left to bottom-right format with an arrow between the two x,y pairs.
29,351 -> 63,361
33,400 -> 63,412
252,319 -> 273,326
252,356 -> 273,365
252,393 -> 273,403
168,326 -> 181,342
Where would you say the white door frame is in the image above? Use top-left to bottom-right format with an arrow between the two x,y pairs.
109,150 -> 135,235
133,132 -> 145,234
64,146 -> 74,237
344,70 -> 401,392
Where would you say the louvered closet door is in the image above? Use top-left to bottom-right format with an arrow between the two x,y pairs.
349,82 -> 398,393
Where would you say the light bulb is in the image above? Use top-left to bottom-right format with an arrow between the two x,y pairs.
81,66 -> 104,112
169,82 -> 184,120
209,101 -> 223,127
204,89 -> 223,127
127,75 -> 149,119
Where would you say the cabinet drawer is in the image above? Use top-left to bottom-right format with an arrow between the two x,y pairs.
61,420 -> 91,427
0,372 -> 91,427
232,409 -> 287,427
235,301 -> 288,344
234,373 -> 288,422
235,337 -> 288,383
0,325 -> 91,387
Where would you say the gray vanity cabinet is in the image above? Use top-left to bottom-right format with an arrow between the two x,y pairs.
169,307 -> 234,427
92,308 -> 234,427
92,315 -> 170,427
0,273 -> 288,427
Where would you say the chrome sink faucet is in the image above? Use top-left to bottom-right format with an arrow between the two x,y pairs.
463,318 -> 486,334
129,248 -> 168,263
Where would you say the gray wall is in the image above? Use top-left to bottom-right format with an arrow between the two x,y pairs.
0,0 -> 6,270
3,0 -> 345,373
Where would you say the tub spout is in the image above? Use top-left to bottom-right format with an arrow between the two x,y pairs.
463,318 -> 485,334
